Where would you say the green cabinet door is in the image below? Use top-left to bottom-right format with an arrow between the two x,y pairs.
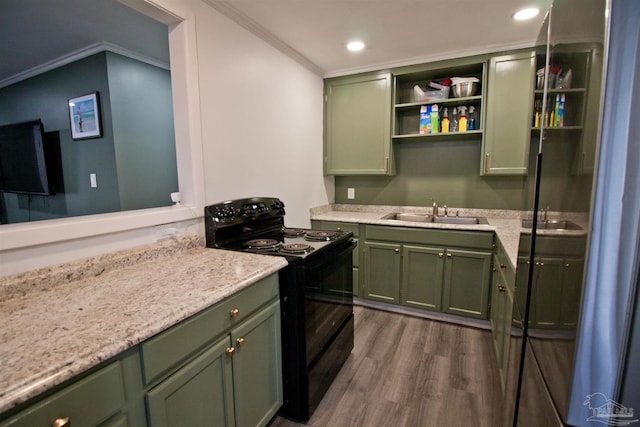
401,245 -> 445,311
560,257 -> 585,329
364,241 -> 401,303
442,249 -> 492,319
482,51 -> 536,175
530,257 -> 564,329
230,301 -> 282,427
324,73 -> 393,175
146,337 -> 235,427
490,256 -> 514,392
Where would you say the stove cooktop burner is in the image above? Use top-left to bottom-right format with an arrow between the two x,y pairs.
305,230 -> 339,241
283,228 -> 307,237
245,238 -> 282,251
280,243 -> 314,255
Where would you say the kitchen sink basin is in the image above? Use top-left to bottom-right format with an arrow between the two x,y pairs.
521,219 -> 582,230
381,212 -> 432,222
381,212 -> 488,225
433,216 -> 489,225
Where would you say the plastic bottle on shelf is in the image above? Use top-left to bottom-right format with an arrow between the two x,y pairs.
451,107 -> 459,133
430,104 -> 439,134
468,106 -> 476,131
458,106 -> 468,132
441,108 -> 450,133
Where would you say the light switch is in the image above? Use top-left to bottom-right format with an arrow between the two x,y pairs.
90,173 -> 97,188
347,188 -> 355,199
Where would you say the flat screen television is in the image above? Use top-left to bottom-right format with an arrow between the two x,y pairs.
0,119 -> 61,195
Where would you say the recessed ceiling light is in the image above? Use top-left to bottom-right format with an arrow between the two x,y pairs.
513,7 -> 540,21
347,41 -> 365,52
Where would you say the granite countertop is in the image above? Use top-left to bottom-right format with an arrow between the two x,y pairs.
310,204 -> 589,272
0,237 -> 288,414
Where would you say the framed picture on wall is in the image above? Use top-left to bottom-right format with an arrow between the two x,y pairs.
68,92 -> 102,140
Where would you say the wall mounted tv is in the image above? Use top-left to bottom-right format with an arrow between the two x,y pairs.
0,119 -> 62,195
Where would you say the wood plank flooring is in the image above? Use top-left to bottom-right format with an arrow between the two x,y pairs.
269,306 -> 502,427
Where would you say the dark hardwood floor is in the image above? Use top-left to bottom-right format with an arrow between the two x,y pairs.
269,306 -> 502,427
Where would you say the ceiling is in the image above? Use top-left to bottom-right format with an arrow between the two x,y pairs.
0,0 -> 554,84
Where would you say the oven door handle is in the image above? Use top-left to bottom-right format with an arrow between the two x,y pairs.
307,239 -> 356,272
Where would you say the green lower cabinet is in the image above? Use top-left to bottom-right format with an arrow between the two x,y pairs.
146,337 -> 235,427
530,257 -> 564,329
442,249 -> 492,319
490,255 -> 514,392
560,258 -> 585,329
146,301 -> 282,427
401,245 -> 444,311
230,301 -> 282,427
0,363 -> 126,427
364,241 -> 401,303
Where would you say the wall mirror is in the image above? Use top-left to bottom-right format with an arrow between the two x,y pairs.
0,0 -> 179,225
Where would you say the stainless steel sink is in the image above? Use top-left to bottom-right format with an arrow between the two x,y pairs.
381,212 -> 488,225
521,219 -> 582,230
433,216 -> 489,225
381,212 -> 432,222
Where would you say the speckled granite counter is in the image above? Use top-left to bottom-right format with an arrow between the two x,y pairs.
310,204 -> 588,272
0,237 -> 287,413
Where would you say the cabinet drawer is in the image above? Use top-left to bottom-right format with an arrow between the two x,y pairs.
312,220 -> 359,237
365,225 -> 494,249
141,274 -> 279,385
1,363 -> 124,427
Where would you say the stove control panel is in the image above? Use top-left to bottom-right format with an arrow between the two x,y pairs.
242,202 -> 268,216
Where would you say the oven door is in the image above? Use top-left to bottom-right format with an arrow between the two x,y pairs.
303,239 -> 355,366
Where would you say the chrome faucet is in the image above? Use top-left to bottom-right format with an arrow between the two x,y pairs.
443,205 -> 448,217
540,205 -> 549,221
431,199 -> 438,217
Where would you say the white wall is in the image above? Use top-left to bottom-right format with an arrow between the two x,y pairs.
0,0 -> 331,276
193,1 -> 332,228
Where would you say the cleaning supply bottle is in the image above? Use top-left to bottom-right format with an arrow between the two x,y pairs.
458,106 -> 468,132
451,107 -> 459,133
468,106 -> 476,131
441,107 -> 450,133
430,104 -> 439,134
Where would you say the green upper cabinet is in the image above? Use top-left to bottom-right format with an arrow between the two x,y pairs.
324,72 -> 394,175
482,51 -> 536,175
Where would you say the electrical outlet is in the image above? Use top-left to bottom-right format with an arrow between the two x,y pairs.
90,173 -> 97,188
347,188 -> 355,199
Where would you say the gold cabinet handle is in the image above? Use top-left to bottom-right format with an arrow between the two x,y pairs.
485,153 -> 490,173
500,263 -> 506,269
225,347 -> 235,356
447,253 -> 452,258
336,227 -> 342,231
565,263 -> 570,268
229,308 -> 240,318
498,284 -> 506,292
395,248 -> 400,253
439,252 -> 444,258
492,267 -> 498,272
236,337 -> 246,347
52,418 -> 70,427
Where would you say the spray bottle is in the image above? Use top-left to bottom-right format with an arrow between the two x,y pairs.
451,107 -> 459,133
468,106 -> 476,131
458,106 -> 468,132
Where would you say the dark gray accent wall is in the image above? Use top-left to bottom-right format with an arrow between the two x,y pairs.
106,52 -> 177,210
0,51 -> 177,224
0,53 -> 120,223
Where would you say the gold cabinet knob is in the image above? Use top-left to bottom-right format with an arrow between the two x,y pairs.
438,252 -> 444,258
52,418 -> 70,427
336,227 -> 342,231
229,308 -> 240,318
225,347 -> 235,356
236,337 -> 246,347
500,263 -> 506,269
395,248 -> 400,253
498,284 -> 506,292
565,263 -> 570,268
447,253 -> 452,258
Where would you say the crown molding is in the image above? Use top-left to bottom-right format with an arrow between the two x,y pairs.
0,42 -> 170,89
